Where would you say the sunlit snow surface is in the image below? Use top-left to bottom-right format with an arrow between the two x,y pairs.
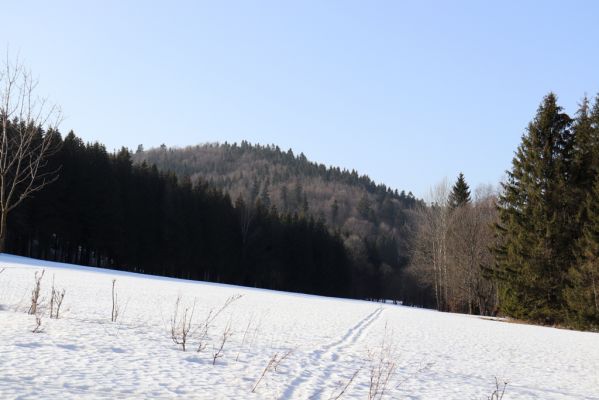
0,254 -> 597,399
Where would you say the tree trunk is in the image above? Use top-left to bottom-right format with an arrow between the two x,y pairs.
0,210 -> 7,253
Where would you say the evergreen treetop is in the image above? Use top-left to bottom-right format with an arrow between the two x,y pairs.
448,172 -> 471,209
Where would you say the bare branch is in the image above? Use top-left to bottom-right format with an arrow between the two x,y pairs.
251,348 -> 293,393
171,296 -> 196,352
28,269 -> 44,315
488,377 -> 508,400
31,313 -> 43,333
368,323 -> 397,400
0,55 -> 62,252
212,318 -> 233,365
50,274 -> 66,319
329,367 -> 362,400
196,294 -> 242,353
111,279 -> 120,322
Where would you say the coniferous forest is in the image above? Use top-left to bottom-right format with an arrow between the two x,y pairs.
3,93 -> 599,330
495,93 -> 599,329
5,131 -> 352,298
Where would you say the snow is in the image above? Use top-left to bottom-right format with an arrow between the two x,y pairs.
0,254 -> 598,399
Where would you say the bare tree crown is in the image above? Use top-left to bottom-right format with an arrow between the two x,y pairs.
0,55 -> 62,251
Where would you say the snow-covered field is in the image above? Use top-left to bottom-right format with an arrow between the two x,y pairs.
0,255 -> 597,399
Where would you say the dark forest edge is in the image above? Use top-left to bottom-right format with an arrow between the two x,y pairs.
5,130 -> 395,300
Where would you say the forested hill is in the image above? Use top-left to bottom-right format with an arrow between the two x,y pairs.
135,142 -> 420,239
135,142 -> 420,228
135,142 -> 425,301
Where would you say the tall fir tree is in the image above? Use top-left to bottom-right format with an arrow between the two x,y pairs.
565,95 -> 599,328
496,93 -> 574,323
448,172 -> 471,209
570,97 -> 598,222
565,175 -> 599,328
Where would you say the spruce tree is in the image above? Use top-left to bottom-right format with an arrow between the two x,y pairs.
570,97 -> 598,222
448,173 -> 471,209
565,95 -> 599,328
496,93 -> 574,323
565,176 -> 599,328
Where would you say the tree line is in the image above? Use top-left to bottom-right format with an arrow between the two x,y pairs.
5,131 -> 354,298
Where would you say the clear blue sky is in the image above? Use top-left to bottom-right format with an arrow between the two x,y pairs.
3,1 -> 599,198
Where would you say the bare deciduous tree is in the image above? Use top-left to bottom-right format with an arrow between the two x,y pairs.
0,55 -> 62,252
447,188 -> 499,315
409,179 -> 500,315
409,179 -> 451,311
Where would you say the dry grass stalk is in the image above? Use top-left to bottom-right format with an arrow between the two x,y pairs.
251,348 -> 293,393
368,323 -> 397,400
111,279 -> 119,322
28,270 -> 45,315
196,294 -> 242,353
31,313 -> 43,333
329,367 -> 362,400
49,275 -> 66,319
236,313 -> 255,361
212,318 -> 234,365
171,296 -> 196,352
488,377 -> 508,400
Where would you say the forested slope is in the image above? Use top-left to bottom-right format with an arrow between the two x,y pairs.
6,132 -> 352,298
135,142 -> 427,303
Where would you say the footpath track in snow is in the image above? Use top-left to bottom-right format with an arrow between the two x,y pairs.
283,306 -> 384,399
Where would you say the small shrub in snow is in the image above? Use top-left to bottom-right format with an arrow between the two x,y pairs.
49,275 -> 66,319
488,377 -> 508,400
367,322 -> 397,400
171,296 -> 195,352
329,368 -> 362,400
251,348 -> 293,393
31,313 -> 43,333
212,318 -> 234,365
28,270 -> 45,315
196,294 -> 242,353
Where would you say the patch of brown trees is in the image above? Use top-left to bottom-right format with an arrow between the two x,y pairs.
408,177 -> 499,315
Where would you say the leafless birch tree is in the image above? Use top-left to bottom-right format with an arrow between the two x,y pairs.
409,179 -> 451,311
409,180 -> 499,314
0,55 -> 62,252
